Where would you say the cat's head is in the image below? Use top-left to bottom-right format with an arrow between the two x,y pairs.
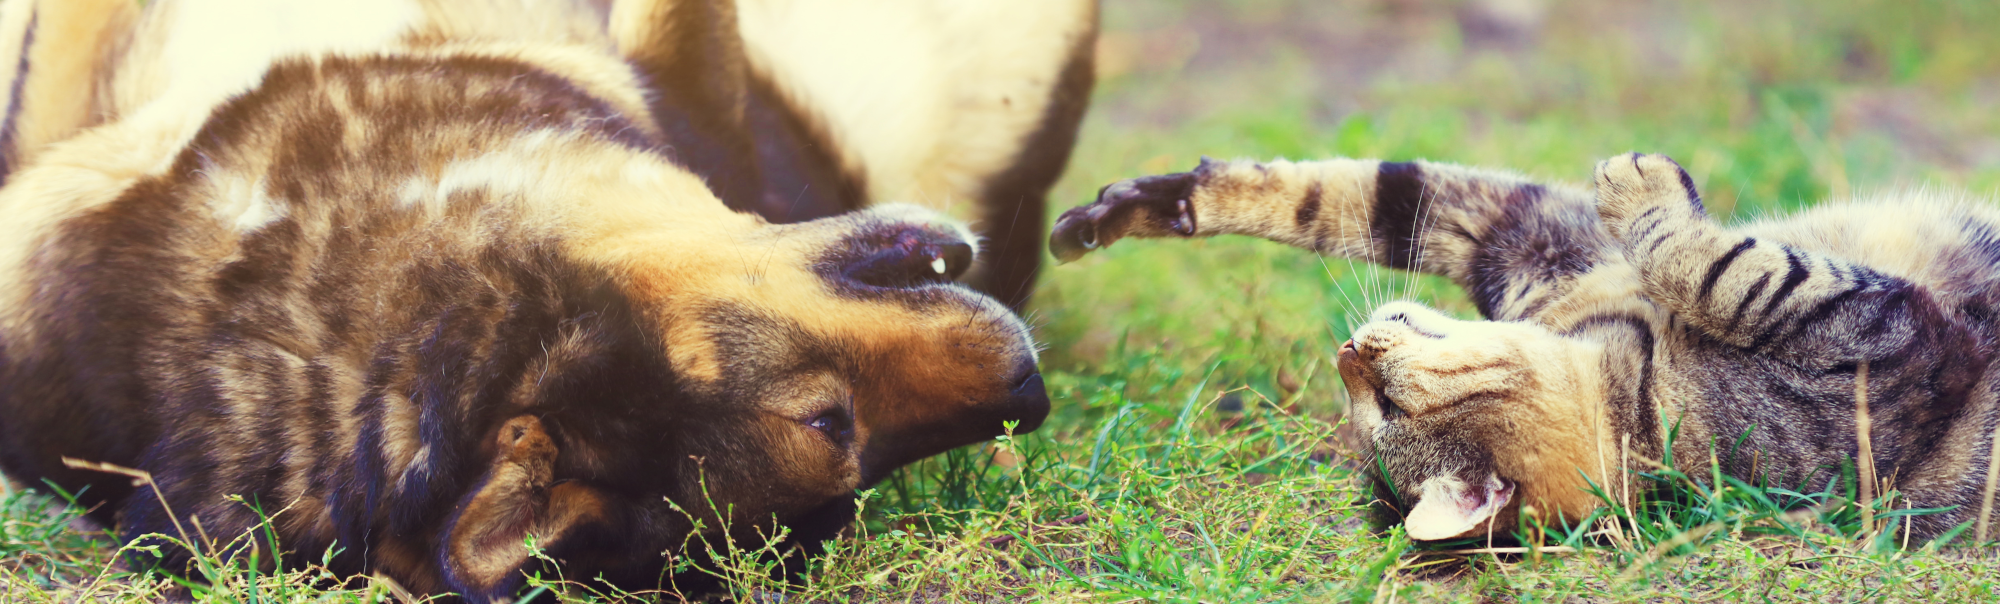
1341,301 -> 1615,541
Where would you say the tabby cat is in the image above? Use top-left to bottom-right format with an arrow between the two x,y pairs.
1051,152 -> 2000,540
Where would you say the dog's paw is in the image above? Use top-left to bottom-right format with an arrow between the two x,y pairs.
1049,169 -> 1200,263
1592,152 -> 1704,240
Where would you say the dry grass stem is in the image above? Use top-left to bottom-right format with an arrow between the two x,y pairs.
372,573 -> 419,602
1979,406 -> 2000,543
1420,546 -> 1581,556
982,513 -> 1091,548
59,457 -> 202,560
1855,360 -> 1876,538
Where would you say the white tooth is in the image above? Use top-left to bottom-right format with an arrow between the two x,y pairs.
931,257 -> 948,274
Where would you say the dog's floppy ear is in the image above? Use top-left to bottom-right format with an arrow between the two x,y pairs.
440,415 -> 608,601
0,0 -> 138,183
609,0 -> 746,124
607,0 -> 763,210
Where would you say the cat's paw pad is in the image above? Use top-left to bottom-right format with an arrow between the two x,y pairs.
1593,152 -> 1704,239
1050,170 -> 1199,263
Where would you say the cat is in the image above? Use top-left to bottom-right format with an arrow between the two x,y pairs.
1051,152 -> 2000,541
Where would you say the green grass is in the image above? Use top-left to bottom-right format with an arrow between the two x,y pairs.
8,0 -> 2000,601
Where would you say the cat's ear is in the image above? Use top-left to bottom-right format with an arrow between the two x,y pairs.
440,415 -> 609,601
1404,473 -> 1513,540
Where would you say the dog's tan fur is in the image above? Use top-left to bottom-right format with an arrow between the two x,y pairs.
0,0 -> 1074,598
1054,153 -> 2000,541
735,0 -> 1095,212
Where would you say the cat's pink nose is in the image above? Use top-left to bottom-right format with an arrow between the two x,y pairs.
1338,339 -> 1381,365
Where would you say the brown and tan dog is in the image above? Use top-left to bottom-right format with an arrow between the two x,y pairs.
0,0 -> 1091,598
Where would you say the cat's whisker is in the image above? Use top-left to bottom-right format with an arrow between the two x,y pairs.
1320,254 -> 1363,322
1404,181 -> 1437,302
1342,200 -> 1378,311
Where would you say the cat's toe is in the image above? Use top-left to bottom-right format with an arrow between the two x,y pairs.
1593,152 -> 1703,237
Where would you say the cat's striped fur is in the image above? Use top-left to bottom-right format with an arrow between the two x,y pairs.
0,0 -> 1083,599
1052,153 -> 2000,540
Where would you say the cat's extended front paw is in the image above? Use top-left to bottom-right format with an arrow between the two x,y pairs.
1593,152 -> 1706,241
1049,170 -> 1199,263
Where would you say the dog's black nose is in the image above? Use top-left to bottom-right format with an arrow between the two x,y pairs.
1005,372 -> 1050,435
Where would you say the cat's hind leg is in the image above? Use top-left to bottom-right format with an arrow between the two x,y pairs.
1593,152 -> 1945,358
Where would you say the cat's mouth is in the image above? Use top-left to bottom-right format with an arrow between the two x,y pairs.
1337,339 -> 1367,376
1373,383 -> 1406,420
